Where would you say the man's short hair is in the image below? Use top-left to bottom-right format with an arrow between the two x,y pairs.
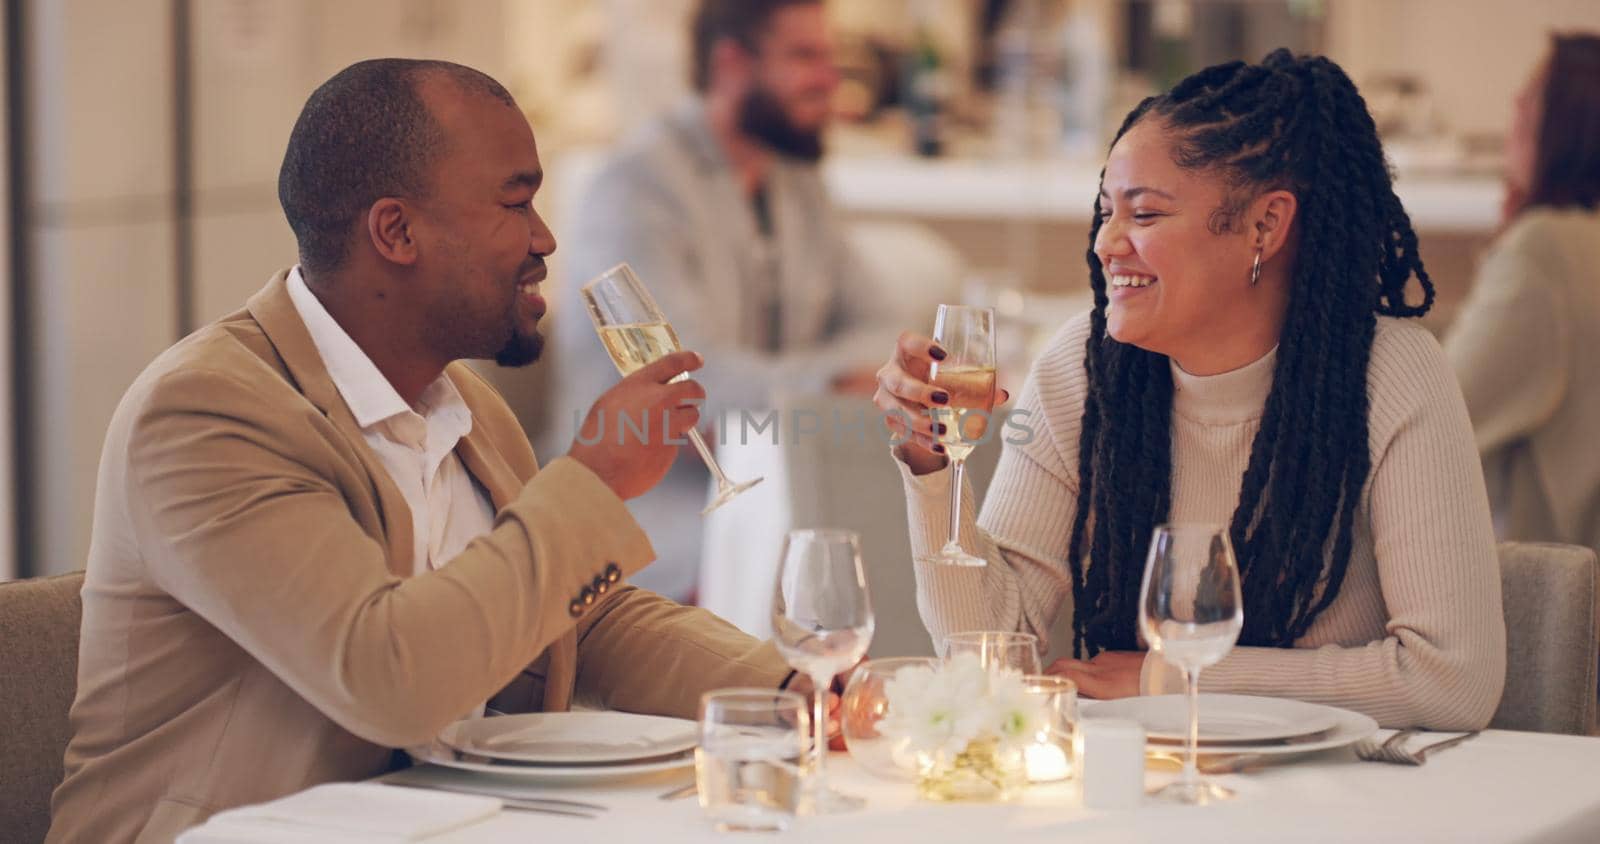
690,0 -> 820,92
277,58 -> 514,275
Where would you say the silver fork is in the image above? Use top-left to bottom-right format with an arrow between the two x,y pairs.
1356,729 -> 1480,765
1354,728 -> 1422,763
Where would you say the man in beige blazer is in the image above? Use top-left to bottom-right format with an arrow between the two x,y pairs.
48,60 -> 794,843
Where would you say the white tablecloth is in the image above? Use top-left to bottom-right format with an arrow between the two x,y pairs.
182,730 -> 1600,843
696,422 -> 790,640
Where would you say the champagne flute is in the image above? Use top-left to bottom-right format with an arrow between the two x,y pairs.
919,305 -> 997,567
581,263 -> 762,513
771,529 -> 875,814
1138,523 -> 1244,805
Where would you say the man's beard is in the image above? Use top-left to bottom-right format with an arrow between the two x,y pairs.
494,327 -> 544,367
737,86 -> 824,162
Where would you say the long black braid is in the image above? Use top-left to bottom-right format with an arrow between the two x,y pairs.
1067,50 -> 1435,656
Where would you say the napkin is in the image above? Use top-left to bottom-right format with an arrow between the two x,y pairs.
176,783 -> 500,843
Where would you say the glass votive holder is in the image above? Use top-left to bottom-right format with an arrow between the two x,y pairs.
942,630 -> 1042,675
696,689 -> 808,832
841,656 -> 939,781
1021,674 -> 1078,783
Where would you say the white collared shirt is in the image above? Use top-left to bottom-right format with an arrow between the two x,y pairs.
286,267 -> 496,576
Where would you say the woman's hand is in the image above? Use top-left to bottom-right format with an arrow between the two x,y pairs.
874,331 -> 948,474
1046,651 -> 1145,700
873,331 -> 1009,476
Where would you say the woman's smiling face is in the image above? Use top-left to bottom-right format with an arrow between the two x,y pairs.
1092,118 -> 1295,374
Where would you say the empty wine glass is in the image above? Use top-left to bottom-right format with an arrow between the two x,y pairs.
581,263 -> 762,513
1138,523 -> 1244,805
918,305 -> 997,567
771,529 -> 875,814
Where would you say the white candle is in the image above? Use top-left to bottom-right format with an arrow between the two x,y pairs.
1074,718 -> 1145,809
1025,741 -> 1072,782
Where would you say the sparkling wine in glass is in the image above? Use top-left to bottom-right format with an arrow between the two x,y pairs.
920,305 -> 997,567
1138,523 -> 1244,805
581,263 -> 762,513
771,529 -> 875,814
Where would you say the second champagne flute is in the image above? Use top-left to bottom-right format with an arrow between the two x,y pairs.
1138,523 -> 1244,805
771,529 -> 875,814
581,263 -> 762,513
920,305 -> 997,567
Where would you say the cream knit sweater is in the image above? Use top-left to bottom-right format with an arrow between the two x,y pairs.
899,311 -> 1507,730
1445,208 -> 1600,558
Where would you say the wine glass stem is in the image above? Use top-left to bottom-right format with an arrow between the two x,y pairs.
943,457 -> 967,554
809,673 -> 829,788
1183,666 -> 1201,787
687,427 -> 733,489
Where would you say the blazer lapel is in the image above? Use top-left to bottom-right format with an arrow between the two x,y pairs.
246,270 -> 415,577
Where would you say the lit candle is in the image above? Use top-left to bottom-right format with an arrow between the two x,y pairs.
1025,740 -> 1072,782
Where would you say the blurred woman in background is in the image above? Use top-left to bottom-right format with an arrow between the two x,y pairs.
1444,33 -> 1600,558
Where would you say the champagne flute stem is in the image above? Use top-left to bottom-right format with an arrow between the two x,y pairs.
809,673 -> 829,786
1184,666 -> 1201,787
686,427 -> 732,488
943,457 -> 967,554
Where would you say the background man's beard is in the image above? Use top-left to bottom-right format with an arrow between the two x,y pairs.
495,328 -> 544,367
737,87 -> 824,162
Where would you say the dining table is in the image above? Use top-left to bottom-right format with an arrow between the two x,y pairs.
179,727 -> 1600,843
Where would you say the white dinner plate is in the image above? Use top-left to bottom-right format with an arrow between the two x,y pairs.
1083,694 -> 1358,746
438,712 -> 699,764
408,740 -> 695,780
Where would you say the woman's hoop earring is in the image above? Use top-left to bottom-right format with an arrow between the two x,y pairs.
1249,248 -> 1263,287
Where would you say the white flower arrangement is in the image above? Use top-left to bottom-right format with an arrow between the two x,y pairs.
876,653 -> 1047,799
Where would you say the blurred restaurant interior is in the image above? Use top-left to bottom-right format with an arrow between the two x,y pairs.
7,1 -> 1600,840
3,0 -> 1599,660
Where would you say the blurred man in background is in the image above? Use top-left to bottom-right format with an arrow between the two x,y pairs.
553,0 -> 891,601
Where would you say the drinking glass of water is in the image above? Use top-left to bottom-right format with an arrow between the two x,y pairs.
696,689 -> 809,833
1138,523 -> 1244,805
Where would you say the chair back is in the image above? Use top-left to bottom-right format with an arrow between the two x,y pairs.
779,394 -> 1004,658
0,572 -> 85,844
1491,542 -> 1599,735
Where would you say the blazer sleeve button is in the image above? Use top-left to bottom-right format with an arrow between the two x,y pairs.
593,575 -> 610,595
580,586 -> 597,606
567,599 -> 584,617
604,563 -> 622,584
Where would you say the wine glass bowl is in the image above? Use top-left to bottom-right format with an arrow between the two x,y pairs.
580,263 -> 762,513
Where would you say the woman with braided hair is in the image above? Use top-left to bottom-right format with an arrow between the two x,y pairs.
873,50 -> 1506,730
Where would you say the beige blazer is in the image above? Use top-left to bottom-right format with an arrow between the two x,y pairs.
48,271 -> 788,843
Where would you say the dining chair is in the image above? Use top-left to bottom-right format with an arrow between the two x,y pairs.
0,571 -> 85,844
1490,542 -> 1599,736
775,393 -> 1027,659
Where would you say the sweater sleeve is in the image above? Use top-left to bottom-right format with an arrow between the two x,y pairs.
1148,324 -> 1507,730
898,316 -> 1089,652
1443,217 -> 1571,454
